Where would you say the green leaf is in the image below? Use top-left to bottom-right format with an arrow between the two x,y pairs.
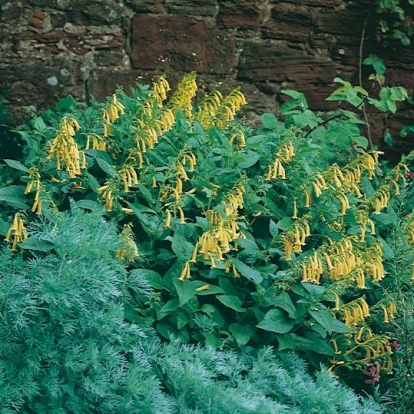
0,185 -> 30,209
76,200 -> 105,212
201,304 -> 225,328
235,151 -> 260,169
96,157 -> 116,175
172,278 -> 198,306
351,135 -> 369,148
19,238 -> 54,252
276,217 -> 294,231
260,113 -> 279,130
216,295 -> 246,312
274,292 -> 297,319
231,257 -> 263,284
379,236 -> 394,260
176,311 -> 190,330
281,89 -> 304,99
130,269 -> 164,289
276,332 -> 335,355
308,309 -> 352,335
195,284 -> 225,296
56,95 -> 77,111
86,173 -> 100,193
384,131 -> 393,146
269,220 -> 278,237
229,323 -> 254,347
257,308 -> 294,334
302,283 -> 326,297
4,159 -> 29,173
170,233 -> 194,261
124,304 -> 143,323
363,54 -> 386,75
205,333 -> 222,348
160,298 -> 180,314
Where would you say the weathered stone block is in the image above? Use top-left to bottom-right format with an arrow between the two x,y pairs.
262,3 -> 312,43
268,0 -> 338,6
238,42 -> 336,83
217,0 -> 263,30
125,0 -> 164,13
166,0 -> 217,17
130,15 -> 236,74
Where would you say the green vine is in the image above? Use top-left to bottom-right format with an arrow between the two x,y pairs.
375,0 -> 414,46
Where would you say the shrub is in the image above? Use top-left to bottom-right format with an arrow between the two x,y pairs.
1,73 -> 412,389
0,208 -> 383,413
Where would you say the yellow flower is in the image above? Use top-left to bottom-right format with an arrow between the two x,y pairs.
5,213 -> 28,251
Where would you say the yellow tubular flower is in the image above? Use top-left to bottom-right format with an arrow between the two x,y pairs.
97,184 -> 115,211
292,198 -> 298,219
5,213 -> 28,251
382,305 -> 389,323
164,209 -> 172,228
388,302 -> 397,319
332,339 -> 342,355
47,116 -> 85,178
116,223 -> 139,262
179,261 -> 191,281
178,206 -> 185,224
196,284 -> 210,292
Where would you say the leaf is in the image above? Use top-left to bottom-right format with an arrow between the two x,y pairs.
276,332 -> 335,356
194,284 -> 225,296
309,309 -> 352,335
257,308 -> 294,334
231,257 -> 263,284
87,173 -> 100,193
235,151 -> 260,169
96,157 -> 116,175
76,200 -> 105,213
170,233 -> 194,261
205,333 -> 222,348
281,89 -> 303,99
229,323 -> 254,347
19,238 -> 54,252
379,236 -> 394,260
172,277 -> 199,306
384,131 -> 393,146
124,304 -> 143,323
274,292 -> 297,319
0,185 -> 30,209
269,220 -> 278,237
276,217 -> 293,231
216,295 -> 246,312
56,96 -> 77,111
176,311 -> 190,330
302,283 -> 326,297
260,113 -> 279,130
201,304 -> 225,328
4,159 -> 29,173
351,135 -> 369,149
130,269 -> 164,289
160,298 -> 180,314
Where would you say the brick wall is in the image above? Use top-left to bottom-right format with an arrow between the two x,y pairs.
1,0 -> 413,157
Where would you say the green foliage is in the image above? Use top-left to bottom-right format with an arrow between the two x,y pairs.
375,0 -> 414,46
0,207 -> 173,413
0,208 -> 383,413
377,184 -> 414,413
1,73 -> 413,393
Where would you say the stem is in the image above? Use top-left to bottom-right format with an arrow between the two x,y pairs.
359,13 -> 373,149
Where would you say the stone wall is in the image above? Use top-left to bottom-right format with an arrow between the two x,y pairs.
1,0 -> 413,158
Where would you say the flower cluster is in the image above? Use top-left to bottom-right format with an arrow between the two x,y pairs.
47,116 -> 85,178
5,212 -> 28,251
